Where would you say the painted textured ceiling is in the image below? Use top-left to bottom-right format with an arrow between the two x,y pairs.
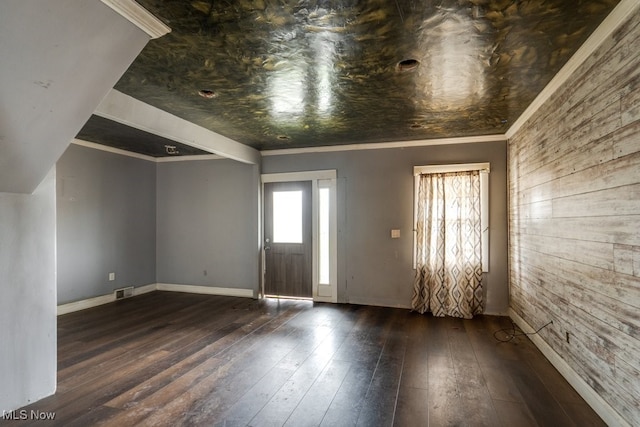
77,115 -> 210,157
87,0 -> 620,153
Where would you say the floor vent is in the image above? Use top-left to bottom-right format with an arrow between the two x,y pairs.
114,286 -> 134,300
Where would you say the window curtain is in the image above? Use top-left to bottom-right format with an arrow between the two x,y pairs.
412,171 -> 484,319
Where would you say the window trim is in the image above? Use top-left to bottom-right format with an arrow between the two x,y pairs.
413,163 -> 490,272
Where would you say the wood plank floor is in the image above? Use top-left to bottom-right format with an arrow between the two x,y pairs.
2,292 -> 604,427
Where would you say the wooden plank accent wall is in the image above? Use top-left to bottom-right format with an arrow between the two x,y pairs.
508,9 -> 640,426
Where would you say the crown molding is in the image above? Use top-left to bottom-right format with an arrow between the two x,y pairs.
506,0 -> 640,139
75,133 -> 506,162
100,0 -> 171,39
260,134 -> 506,157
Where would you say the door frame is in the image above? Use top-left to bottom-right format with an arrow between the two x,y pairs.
260,170 -> 337,303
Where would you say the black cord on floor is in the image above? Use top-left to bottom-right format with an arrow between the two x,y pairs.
493,320 -> 553,343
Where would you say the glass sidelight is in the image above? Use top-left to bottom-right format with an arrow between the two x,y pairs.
318,187 -> 330,285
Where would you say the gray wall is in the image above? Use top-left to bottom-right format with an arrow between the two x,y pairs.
0,169 -> 57,412
156,159 -> 260,292
57,140 -> 507,314
262,141 -> 509,313
57,145 -> 157,304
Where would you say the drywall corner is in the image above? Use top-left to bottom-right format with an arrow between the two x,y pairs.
0,168 -> 57,412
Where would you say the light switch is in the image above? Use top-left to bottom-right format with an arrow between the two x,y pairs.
391,229 -> 400,239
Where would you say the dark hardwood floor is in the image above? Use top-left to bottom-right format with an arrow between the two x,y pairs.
3,292 -> 604,426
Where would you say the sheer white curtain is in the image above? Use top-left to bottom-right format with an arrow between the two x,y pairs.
412,171 -> 483,319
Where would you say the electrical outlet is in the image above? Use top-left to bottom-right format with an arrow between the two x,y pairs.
108,272 -> 115,281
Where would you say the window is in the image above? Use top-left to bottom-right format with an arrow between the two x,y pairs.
413,163 -> 489,272
272,190 -> 303,243
412,163 -> 489,318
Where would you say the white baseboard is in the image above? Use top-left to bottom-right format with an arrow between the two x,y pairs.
57,283 -> 253,315
156,283 -> 254,298
509,308 -> 630,427
57,293 -> 115,316
133,283 -> 158,296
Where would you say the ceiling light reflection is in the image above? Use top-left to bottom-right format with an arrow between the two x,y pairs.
420,13 -> 487,110
311,33 -> 337,119
267,30 -> 339,126
268,61 -> 307,123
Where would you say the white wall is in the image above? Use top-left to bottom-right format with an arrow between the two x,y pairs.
0,0 -> 161,411
0,169 -> 57,412
0,0 -> 151,194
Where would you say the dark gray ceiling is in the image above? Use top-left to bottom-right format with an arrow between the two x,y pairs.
77,0 -> 620,156
78,115 -> 210,157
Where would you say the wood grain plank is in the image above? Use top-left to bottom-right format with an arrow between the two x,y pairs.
319,362 -> 377,427
508,6 -> 640,424
551,149 -> 640,200
9,293 -> 607,427
517,216 -> 640,246
552,183 -> 640,218
284,360 -> 352,427
427,355 -> 466,426
492,400 -> 537,427
613,119 -> 640,159
392,386 -> 428,427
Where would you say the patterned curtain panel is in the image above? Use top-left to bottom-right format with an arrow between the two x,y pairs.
412,171 -> 484,319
